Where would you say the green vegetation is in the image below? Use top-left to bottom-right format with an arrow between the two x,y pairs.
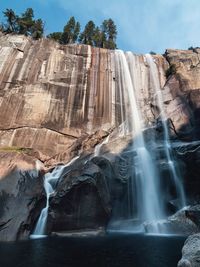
0,146 -> 32,153
150,51 -> 156,55
48,17 -> 117,49
2,8 -> 18,32
79,20 -> 96,46
1,8 -> 117,49
46,32 -> 62,42
165,64 -> 177,78
61,16 -> 80,44
101,19 -> 117,49
188,46 -> 200,53
188,46 -> 194,51
2,8 -> 44,39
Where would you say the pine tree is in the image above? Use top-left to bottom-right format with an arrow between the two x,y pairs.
17,8 -> 34,35
93,26 -> 106,48
93,26 -> 101,47
101,18 -> 117,49
31,19 -> 44,39
61,17 -> 80,44
79,20 -> 96,46
1,9 -> 118,47
3,8 -> 18,33
72,22 -> 80,43
2,8 -> 44,39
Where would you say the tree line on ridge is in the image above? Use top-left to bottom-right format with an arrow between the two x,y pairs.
1,8 -> 117,49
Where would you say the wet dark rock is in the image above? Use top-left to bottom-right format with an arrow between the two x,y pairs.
144,205 -> 200,236
47,160 -> 111,233
0,152 -> 44,241
178,234 -> 200,267
185,205 -> 200,227
144,207 -> 199,235
174,141 -> 200,201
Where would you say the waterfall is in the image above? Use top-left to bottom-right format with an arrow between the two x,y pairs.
115,53 -> 127,135
31,156 -> 79,238
31,52 -> 186,237
145,54 -> 186,208
115,50 -> 164,227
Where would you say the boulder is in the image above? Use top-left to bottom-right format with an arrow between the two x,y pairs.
144,206 -> 200,235
47,159 -> 111,233
178,234 -> 200,267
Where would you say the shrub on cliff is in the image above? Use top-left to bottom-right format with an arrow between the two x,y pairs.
165,64 -> 177,78
0,24 -> 4,32
47,32 -> 63,42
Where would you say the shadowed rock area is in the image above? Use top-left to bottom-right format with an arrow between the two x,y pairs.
178,233 -> 200,267
0,152 -> 44,241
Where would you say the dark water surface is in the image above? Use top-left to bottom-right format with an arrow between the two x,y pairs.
0,234 -> 185,267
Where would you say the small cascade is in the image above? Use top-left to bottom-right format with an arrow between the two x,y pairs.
94,136 -> 109,157
145,54 -> 186,208
31,156 -> 79,238
115,50 -> 164,229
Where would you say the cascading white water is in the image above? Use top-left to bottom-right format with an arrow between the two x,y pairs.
114,53 -> 127,136
31,156 -> 79,238
145,54 -> 186,208
115,50 -> 163,226
94,136 -> 109,157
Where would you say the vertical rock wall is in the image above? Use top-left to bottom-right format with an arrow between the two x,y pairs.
0,34 -> 117,158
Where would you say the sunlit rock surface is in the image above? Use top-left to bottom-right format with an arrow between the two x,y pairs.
164,48 -> 200,139
0,33 -> 116,159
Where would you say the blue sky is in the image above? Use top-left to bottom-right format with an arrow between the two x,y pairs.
0,0 -> 200,54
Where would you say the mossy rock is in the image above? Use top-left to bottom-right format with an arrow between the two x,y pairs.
0,146 -> 32,153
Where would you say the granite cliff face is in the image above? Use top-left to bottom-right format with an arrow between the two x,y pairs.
1,33 -> 200,244
164,48 -> 200,140
1,33 -> 199,160
0,33 -> 116,161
